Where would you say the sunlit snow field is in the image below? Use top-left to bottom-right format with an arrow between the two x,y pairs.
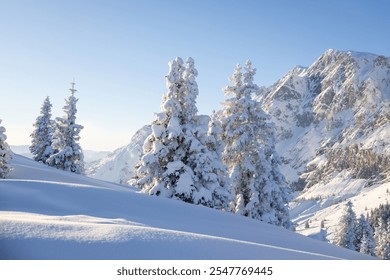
0,155 -> 372,259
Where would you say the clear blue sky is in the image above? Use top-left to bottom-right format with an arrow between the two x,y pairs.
1,0 -> 389,151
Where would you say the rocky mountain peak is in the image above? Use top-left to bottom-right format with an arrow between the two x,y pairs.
256,49 -> 390,194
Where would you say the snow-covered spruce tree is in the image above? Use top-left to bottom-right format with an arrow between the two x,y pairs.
334,201 -> 357,250
217,60 -> 290,227
360,232 -> 376,256
30,96 -> 54,163
354,214 -> 375,255
374,220 -> 390,259
206,111 -> 225,156
133,57 -> 230,209
369,203 -> 390,228
182,58 -> 231,209
133,58 -> 193,200
46,82 -> 84,174
186,114 -> 231,209
0,120 -> 12,178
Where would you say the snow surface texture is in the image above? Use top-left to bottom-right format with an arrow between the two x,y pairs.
0,155 -> 372,259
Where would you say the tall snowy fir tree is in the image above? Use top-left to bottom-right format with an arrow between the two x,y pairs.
132,57 -> 231,210
354,214 -> 375,256
0,120 -> 12,178
334,201 -> 357,250
46,82 -> 84,174
30,96 -> 54,163
217,60 -> 290,227
181,57 -> 231,209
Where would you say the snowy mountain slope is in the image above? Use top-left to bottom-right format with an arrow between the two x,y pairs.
256,49 -> 390,242
85,126 -> 151,184
290,181 -> 390,242
0,155 -> 372,259
258,49 -> 390,183
83,150 -> 111,164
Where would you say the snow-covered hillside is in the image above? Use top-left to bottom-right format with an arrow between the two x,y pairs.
290,181 -> 390,241
0,155 -> 372,259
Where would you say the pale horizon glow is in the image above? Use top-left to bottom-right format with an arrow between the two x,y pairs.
1,0 -> 389,151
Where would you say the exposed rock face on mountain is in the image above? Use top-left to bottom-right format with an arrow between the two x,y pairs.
86,126 -> 151,184
257,49 -> 390,194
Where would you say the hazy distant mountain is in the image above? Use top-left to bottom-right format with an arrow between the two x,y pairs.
10,145 -> 33,159
83,150 -> 111,164
10,145 -> 110,164
85,125 -> 151,184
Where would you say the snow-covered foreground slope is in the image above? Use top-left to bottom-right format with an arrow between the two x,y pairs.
0,155 -> 372,259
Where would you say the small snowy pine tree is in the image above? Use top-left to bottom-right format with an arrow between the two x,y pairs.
359,232 -> 376,256
30,96 -> 54,162
334,201 -> 357,250
354,214 -> 375,255
0,120 -> 12,178
217,60 -> 290,227
46,82 -> 84,174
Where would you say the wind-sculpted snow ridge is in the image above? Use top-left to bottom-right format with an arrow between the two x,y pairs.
0,155 -> 372,259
